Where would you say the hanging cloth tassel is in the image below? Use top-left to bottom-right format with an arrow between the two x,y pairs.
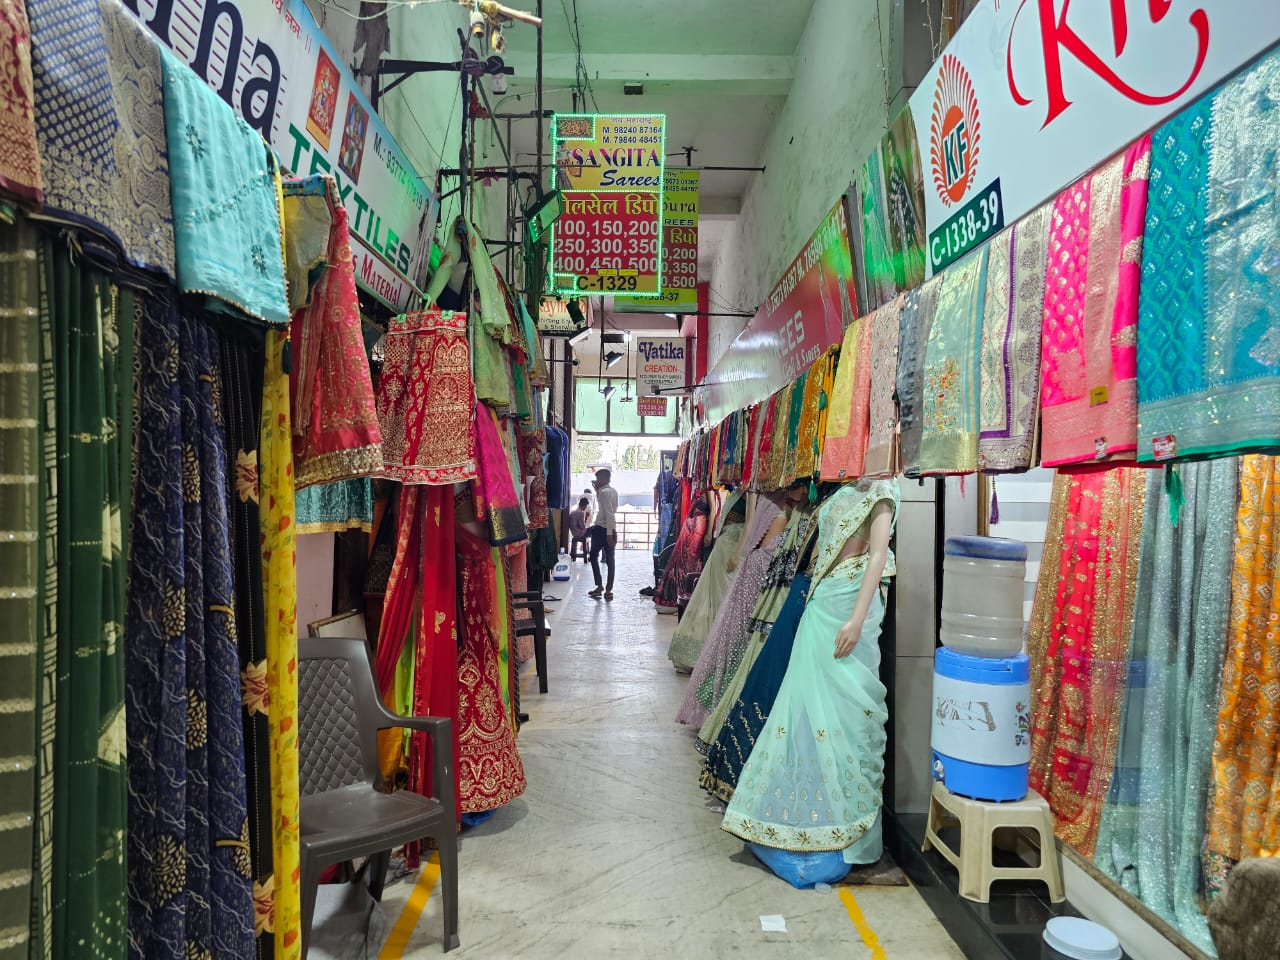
989,479 -> 1000,526
1165,464 -> 1184,527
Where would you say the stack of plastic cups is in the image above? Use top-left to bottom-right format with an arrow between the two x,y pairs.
930,536 -> 1032,802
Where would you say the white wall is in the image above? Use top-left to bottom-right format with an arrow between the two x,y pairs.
706,0 -> 896,367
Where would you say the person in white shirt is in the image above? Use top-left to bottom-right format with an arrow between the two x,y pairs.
588,468 -> 619,600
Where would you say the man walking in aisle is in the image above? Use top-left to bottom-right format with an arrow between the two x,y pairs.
587,468 -> 618,600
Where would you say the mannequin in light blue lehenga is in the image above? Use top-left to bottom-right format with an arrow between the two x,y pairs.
721,479 -> 899,864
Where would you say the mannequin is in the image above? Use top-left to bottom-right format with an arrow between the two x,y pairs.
720,478 -> 900,880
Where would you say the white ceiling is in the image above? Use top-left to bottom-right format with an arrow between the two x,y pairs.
490,0 -> 817,275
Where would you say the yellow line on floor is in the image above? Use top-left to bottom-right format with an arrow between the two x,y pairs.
839,887 -> 888,960
378,853 -> 441,959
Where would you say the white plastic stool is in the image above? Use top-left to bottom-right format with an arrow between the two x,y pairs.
922,781 -> 1064,903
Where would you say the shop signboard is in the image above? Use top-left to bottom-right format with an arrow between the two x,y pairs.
550,113 -> 666,297
695,197 -> 858,425
636,337 -> 688,397
615,169 -> 700,313
637,395 -> 668,418
855,0 -> 1280,300
537,296 -> 589,337
125,0 -> 439,311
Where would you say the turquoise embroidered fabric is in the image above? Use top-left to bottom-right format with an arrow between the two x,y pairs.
161,47 -> 289,327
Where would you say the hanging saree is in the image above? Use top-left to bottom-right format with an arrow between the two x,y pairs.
377,309 -> 477,485
754,392 -> 779,491
857,147 -> 898,311
897,277 -> 942,478
473,404 -> 528,547
919,245 -> 989,475
778,373 -> 807,487
38,236 -> 130,958
741,404 -> 759,488
455,525 -> 527,811
518,427 -> 549,530
655,505 -> 709,609
218,332 -> 277,958
979,204 -> 1050,473
821,316 -> 870,481
701,569 -> 812,803
0,2 -> 41,208
864,297 -> 902,479
721,480 -> 899,858
1205,456 -> 1280,900
1094,460 -> 1238,954
284,176 -> 382,487
294,479 -> 373,535
1039,137 -> 1150,469
667,519 -> 745,673
795,352 -> 831,481
696,504 -> 815,751
0,221 -> 37,960
161,46 -> 289,326
126,300 -> 255,959
260,331 -> 302,958
27,0 -> 174,281
675,494 -> 784,728
1138,51 -> 1280,462
1027,468 -> 1146,857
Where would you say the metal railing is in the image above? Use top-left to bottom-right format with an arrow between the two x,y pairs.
617,511 -> 660,551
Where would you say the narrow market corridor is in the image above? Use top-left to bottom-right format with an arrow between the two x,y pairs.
308,549 -> 966,958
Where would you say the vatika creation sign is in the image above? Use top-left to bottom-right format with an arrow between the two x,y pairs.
696,197 -> 859,425
856,0 -> 1280,289
616,169 -> 700,312
124,0 -> 439,310
636,338 -> 687,397
550,113 -> 666,297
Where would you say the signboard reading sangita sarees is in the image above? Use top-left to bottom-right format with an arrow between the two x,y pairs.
855,0 -> 1280,303
124,0 -> 439,310
550,113 -> 666,297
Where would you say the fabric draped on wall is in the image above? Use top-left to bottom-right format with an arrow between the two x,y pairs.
1038,137 -> 1150,469
473,403 -> 528,547
919,245 -> 989,475
518,427 -> 549,530
36,235 -> 131,959
821,317 -> 872,481
0,220 -> 38,960
1205,456 -> 1280,899
1028,467 -> 1146,858
284,176 -> 382,488
125,297 -> 254,960
218,333 -> 277,958
260,330 -> 302,958
978,204 -> 1050,473
863,297 -> 903,479
0,1 -> 42,208
26,0 -> 175,282
160,46 -> 289,327
778,371 -> 807,488
1137,51 -> 1280,462
896,276 -> 941,478
1094,460 -> 1238,953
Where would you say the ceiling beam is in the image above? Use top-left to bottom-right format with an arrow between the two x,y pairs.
504,52 -> 794,95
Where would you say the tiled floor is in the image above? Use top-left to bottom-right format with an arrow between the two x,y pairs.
308,549 -> 967,959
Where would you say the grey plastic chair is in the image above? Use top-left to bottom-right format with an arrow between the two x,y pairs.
297,636 -> 459,955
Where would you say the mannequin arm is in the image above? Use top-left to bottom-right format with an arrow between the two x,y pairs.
833,500 -> 893,659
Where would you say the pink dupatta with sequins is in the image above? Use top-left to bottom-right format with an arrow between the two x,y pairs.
1039,137 -> 1151,469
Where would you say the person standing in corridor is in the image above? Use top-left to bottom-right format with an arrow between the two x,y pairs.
588,468 -> 618,600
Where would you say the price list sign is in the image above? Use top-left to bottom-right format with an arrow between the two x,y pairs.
616,168 -> 700,312
550,113 -> 666,297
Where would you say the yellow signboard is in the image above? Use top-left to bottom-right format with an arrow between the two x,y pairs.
616,169 -> 700,312
554,114 -> 665,192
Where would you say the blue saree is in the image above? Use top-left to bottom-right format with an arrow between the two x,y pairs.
1137,49 -> 1280,462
